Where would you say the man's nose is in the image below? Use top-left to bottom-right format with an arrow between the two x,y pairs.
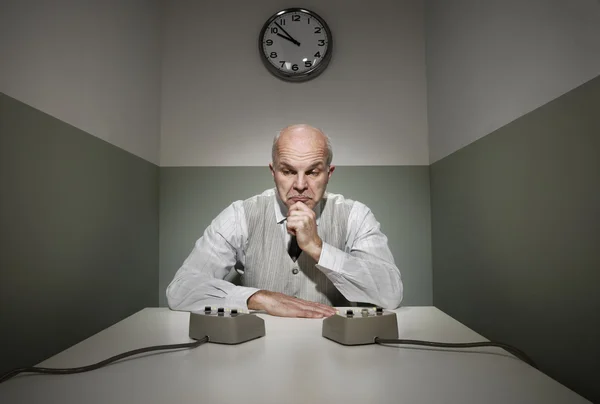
293,173 -> 307,190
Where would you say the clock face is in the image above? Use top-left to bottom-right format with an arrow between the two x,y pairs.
259,9 -> 333,82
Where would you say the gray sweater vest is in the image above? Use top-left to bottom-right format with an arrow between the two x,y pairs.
242,193 -> 352,305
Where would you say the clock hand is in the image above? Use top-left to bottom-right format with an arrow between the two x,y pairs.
274,22 -> 301,46
276,33 -> 301,46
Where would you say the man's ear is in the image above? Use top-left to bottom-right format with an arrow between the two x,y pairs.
269,163 -> 275,177
327,165 -> 336,179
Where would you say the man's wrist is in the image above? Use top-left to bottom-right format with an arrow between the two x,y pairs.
305,237 -> 323,262
247,290 -> 267,310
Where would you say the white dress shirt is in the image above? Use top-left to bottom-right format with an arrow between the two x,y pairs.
166,189 -> 403,310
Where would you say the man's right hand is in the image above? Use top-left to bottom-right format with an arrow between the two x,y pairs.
247,290 -> 337,318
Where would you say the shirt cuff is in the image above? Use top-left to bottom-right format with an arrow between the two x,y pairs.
226,286 -> 261,310
315,241 -> 346,275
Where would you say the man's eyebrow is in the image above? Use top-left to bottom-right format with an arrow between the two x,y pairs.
278,161 -> 325,170
278,162 -> 294,169
306,162 -> 325,170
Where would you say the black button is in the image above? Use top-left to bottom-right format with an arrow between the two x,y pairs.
204,306 -> 211,313
292,268 -> 299,275
346,309 -> 354,317
231,309 -> 238,314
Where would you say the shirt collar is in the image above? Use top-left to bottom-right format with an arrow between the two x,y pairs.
274,192 -> 324,225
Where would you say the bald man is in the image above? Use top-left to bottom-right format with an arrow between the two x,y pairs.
166,125 -> 403,318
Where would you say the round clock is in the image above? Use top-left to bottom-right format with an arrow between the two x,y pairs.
258,8 -> 333,82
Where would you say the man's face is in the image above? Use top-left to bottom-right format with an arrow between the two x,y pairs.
269,127 -> 335,210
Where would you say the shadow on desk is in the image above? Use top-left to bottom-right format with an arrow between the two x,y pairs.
375,342 -> 524,365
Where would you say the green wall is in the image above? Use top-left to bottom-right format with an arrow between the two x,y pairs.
430,76 -> 600,403
159,166 -> 432,307
0,93 -> 159,374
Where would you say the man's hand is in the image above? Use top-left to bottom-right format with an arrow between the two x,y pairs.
247,290 -> 337,318
286,201 -> 322,261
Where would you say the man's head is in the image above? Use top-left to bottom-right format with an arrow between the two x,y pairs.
269,124 -> 335,210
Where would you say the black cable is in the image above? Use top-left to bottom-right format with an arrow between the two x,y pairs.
374,337 -> 538,369
0,336 -> 209,384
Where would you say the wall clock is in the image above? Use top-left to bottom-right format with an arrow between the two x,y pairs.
258,8 -> 333,82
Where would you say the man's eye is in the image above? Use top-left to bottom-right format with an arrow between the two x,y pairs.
282,170 -> 292,175
308,171 -> 320,176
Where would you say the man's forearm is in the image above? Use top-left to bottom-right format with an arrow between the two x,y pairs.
302,237 -> 323,262
315,242 -> 403,309
167,272 -> 259,311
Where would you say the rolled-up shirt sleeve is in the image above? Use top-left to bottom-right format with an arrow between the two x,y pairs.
316,202 -> 403,309
166,202 -> 259,311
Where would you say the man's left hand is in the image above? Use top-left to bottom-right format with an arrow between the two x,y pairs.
286,201 -> 322,261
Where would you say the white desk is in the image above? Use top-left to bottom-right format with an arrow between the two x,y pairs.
0,307 -> 589,404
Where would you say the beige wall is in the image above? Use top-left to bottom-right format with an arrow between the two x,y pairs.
0,0 -> 162,164
159,0 -> 429,166
426,0 -> 600,163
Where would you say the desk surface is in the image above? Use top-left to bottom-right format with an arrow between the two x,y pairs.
0,307 -> 589,404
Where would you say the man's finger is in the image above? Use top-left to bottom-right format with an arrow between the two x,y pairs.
310,304 -> 337,316
295,201 -> 312,211
292,298 -> 335,316
309,302 -> 337,315
306,309 -> 324,318
283,299 -> 324,318
287,210 -> 311,217
286,220 -> 298,233
299,308 -> 325,318
286,217 -> 306,228
287,208 -> 314,220
289,201 -> 311,212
